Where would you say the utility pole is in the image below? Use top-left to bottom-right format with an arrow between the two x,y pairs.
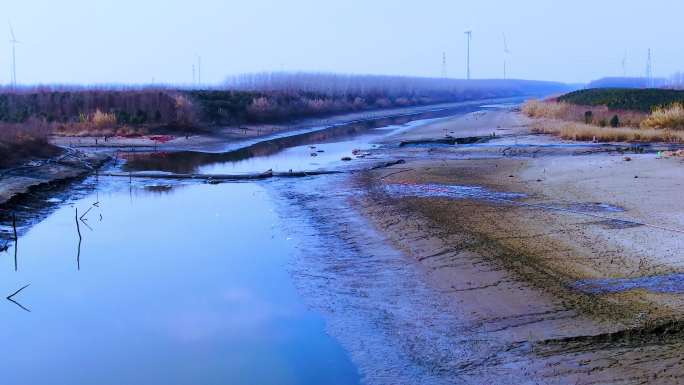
197,55 -> 202,86
9,23 -> 19,89
11,40 -> 16,88
645,49 -> 653,88
464,31 -> 472,80
503,33 -> 510,80
192,64 -> 196,85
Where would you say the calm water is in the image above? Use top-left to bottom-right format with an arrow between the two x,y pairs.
0,179 -> 359,385
0,99 -> 522,385
120,101 -> 503,175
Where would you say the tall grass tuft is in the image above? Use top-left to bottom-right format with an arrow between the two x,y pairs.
641,103 -> 684,130
522,99 -> 646,127
91,109 -> 117,128
531,121 -> 684,143
522,99 -> 570,119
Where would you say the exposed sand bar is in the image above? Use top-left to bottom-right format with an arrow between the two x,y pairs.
347,108 -> 684,383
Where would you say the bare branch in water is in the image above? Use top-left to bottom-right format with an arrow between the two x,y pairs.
6,284 -> 30,312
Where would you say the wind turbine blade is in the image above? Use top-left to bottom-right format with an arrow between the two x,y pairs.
503,33 -> 511,54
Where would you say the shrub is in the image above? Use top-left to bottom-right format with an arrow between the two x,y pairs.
91,109 -> 117,128
522,99 -> 570,119
173,95 -> 197,127
610,114 -> 620,128
558,88 -> 684,112
584,111 -> 593,124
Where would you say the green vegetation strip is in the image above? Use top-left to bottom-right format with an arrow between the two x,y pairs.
558,88 -> 684,112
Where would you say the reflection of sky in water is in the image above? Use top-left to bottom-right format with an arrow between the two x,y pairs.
198,119 -> 441,174
384,183 -> 526,201
0,180 -> 358,385
199,136 -> 378,174
573,274 -> 684,295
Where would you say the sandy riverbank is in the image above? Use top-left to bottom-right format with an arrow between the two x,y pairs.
2,100 -> 505,214
352,108 -> 684,383
0,150 -> 109,207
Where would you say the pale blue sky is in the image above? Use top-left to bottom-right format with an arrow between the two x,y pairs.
1,0 -> 681,85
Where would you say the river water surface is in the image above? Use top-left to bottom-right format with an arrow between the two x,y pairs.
0,100 -> 520,385
0,179 -> 360,385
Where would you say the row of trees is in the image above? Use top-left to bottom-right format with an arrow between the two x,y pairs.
0,73 -> 569,129
227,72 -> 567,99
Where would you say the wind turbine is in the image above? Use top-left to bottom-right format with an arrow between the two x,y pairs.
621,51 -> 627,77
503,33 -> 511,79
9,22 -> 20,89
464,30 -> 472,80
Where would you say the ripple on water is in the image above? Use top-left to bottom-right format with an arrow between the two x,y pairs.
573,274 -> 684,295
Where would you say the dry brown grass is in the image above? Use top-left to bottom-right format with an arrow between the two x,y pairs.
0,119 -> 52,144
91,109 -> 117,128
0,119 -> 60,168
522,99 -> 571,119
523,99 -> 647,127
523,99 -> 684,143
531,120 -> 684,143
53,123 -> 149,138
641,103 -> 684,130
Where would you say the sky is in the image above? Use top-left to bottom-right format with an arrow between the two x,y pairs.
1,0 -> 681,85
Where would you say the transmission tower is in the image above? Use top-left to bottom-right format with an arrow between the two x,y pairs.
441,52 -> 448,78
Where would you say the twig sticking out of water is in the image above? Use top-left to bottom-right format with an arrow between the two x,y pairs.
75,208 -> 82,270
12,214 -> 17,241
79,207 -> 92,221
75,208 -> 82,241
12,214 -> 18,271
6,283 -> 30,312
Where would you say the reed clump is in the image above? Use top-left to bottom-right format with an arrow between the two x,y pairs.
91,109 -> 117,129
0,119 -> 60,168
531,120 -> 684,143
522,99 -> 571,119
641,103 -> 684,130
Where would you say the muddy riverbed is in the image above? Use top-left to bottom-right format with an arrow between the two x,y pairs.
2,99 -> 684,384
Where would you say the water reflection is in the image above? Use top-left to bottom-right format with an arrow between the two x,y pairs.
6,283 -> 31,312
573,273 -> 684,294
122,105 -> 485,175
0,179 -> 359,385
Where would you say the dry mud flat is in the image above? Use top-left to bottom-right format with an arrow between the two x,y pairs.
346,110 -> 684,383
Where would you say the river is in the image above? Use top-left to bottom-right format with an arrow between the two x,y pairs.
0,100 -> 517,385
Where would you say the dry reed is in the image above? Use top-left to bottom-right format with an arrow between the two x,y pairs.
531,120 -> 684,143
641,103 -> 684,130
